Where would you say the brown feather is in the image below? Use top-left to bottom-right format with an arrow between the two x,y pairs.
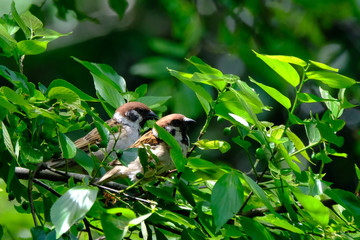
74,119 -> 124,151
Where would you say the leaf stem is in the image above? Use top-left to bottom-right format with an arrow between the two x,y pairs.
187,88 -> 224,157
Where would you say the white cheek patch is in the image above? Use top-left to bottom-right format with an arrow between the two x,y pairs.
113,112 -> 141,130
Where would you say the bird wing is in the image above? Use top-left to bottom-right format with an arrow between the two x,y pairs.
108,130 -> 161,167
75,119 -> 123,151
130,130 -> 161,148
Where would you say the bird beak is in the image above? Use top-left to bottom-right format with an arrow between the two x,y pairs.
183,117 -> 196,124
146,111 -> 159,120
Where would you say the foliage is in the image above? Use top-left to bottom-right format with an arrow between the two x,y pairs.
1,2 -> 360,240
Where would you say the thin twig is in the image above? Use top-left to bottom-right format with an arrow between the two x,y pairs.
28,167 -> 39,227
83,218 -> 93,240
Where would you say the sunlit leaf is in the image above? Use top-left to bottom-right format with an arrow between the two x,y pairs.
255,215 -> 305,234
186,56 -> 223,77
297,93 -> 330,103
195,139 -> 231,153
253,50 -> 300,87
48,86 -> 81,108
279,144 -> 301,173
21,11 -> 43,31
265,55 -> 307,67
211,172 -> 244,232
319,87 -> 343,118
1,121 -> 16,159
309,60 -> 338,72
307,71 -> 356,88
51,186 -> 98,238
250,77 -> 291,109
292,189 -> 329,227
285,129 -> 313,164
17,40 -> 48,55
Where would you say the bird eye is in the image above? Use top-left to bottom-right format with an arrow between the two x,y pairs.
170,129 -> 176,136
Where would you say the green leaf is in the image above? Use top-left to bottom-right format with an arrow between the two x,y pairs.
48,79 -> 98,101
178,180 -> 196,207
265,55 -> 307,67
154,124 -> 186,172
108,0 -> 129,19
285,129 -> 313,164
136,96 -> 171,110
255,214 -> 305,234
250,77 -> 291,109
279,144 -> 301,173
1,121 -> 16,159
74,149 -> 94,175
58,132 -> 77,159
11,2 -> 31,39
21,11 -> 43,31
316,122 -> 344,147
0,21 -> 17,55
253,50 -> 300,87
191,72 -> 227,90
304,122 -> 321,145
211,172 -> 244,232
240,217 -> 274,240
19,139 -> 43,164
243,173 -> 276,215
73,57 -> 126,92
0,66 -> 33,95
0,95 -> 19,113
168,69 -> 212,114
51,186 -> 98,238
119,148 -> 139,167
157,210 -> 196,229
232,137 -> 252,149
236,80 -> 267,112
48,86 -> 81,108
187,157 -> 218,169
325,188 -> 360,216
34,28 -> 71,41
93,73 -> 125,109
319,87 -> 343,118
309,60 -> 338,72
297,93 -> 330,103
94,121 -> 110,144
195,139 -> 231,154
292,189 -> 330,227
186,56 -> 223,77
2,86 -> 28,106
306,71 -> 356,88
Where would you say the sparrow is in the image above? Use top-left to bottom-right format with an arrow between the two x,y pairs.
96,114 -> 195,184
48,102 -> 158,169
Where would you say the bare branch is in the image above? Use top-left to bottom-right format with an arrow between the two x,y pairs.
15,167 -> 128,191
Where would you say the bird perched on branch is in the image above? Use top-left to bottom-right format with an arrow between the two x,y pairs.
96,114 -> 195,183
48,102 -> 158,169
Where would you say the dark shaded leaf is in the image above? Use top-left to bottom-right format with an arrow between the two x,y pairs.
211,172 -> 244,232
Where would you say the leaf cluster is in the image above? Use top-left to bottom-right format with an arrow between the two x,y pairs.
1,4 -> 360,240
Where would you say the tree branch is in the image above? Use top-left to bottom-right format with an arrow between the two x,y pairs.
15,167 -> 128,191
